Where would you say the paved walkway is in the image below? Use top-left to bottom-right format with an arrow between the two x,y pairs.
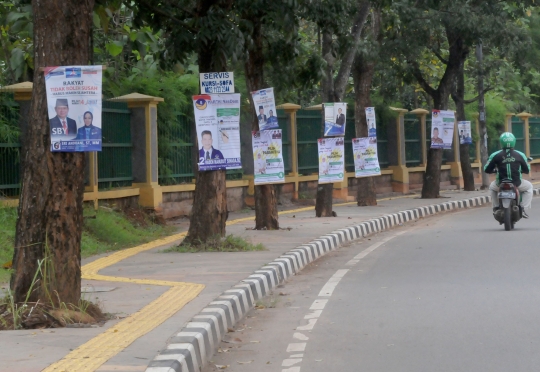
0,188 -> 535,372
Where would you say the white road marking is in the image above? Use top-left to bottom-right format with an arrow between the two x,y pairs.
290,354 -> 304,358
318,269 -> 349,297
304,310 -> 322,319
293,332 -> 309,341
296,319 -> 317,330
282,367 -> 301,372
282,358 -> 303,367
310,299 -> 328,310
287,343 -> 307,352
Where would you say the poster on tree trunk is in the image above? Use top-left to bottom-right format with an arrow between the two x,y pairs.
365,107 -> 377,137
457,121 -> 473,144
251,87 -> 279,131
352,137 -> 381,177
45,65 -> 103,152
252,129 -> 285,185
430,110 -> 455,149
323,102 -> 347,137
318,137 -> 345,184
193,94 -> 242,171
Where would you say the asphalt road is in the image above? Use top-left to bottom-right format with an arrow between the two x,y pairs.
203,206 -> 540,372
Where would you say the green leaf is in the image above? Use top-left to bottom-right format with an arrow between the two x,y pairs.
105,41 -> 124,57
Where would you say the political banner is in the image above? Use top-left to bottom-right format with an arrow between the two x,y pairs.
457,121 -> 473,145
199,72 -> 234,94
430,110 -> 455,149
252,129 -> 285,185
193,94 -> 242,171
324,102 -> 347,137
45,65 -> 102,152
318,137 -> 345,184
251,87 -> 279,131
365,107 -> 377,137
352,137 -> 381,178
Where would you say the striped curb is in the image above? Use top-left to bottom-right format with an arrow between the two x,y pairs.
145,191 -> 538,372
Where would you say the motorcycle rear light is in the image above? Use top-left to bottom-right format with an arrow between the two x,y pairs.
501,183 -> 512,190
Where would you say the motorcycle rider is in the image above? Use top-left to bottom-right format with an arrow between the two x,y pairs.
484,132 -> 532,218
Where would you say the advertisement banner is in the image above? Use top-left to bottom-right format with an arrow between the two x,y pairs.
352,137 -> 381,177
252,129 -> 285,185
430,110 -> 455,149
193,94 -> 242,171
45,65 -> 102,152
365,107 -> 377,137
318,137 -> 345,184
199,72 -> 234,94
251,87 -> 279,131
457,121 -> 473,145
324,102 -> 347,137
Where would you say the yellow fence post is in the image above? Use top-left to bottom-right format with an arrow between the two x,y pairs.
517,112 -> 532,157
388,108 -> 409,194
410,108 -> 429,166
277,103 -> 301,200
110,93 -> 164,210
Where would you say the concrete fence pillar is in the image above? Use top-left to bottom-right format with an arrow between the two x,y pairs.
111,93 -> 164,210
517,112 -> 532,157
388,107 -> 409,194
277,103 -> 301,199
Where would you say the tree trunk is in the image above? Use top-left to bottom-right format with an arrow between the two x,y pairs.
452,53 -> 475,191
184,0 -> 229,245
476,41 -> 490,189
244,17 -> 279,230
352,8 -> 381,207
10,0 -> 94,305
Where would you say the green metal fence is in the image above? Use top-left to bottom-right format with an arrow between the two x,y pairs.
0,101 -> 21,197
159,115 -> 194,185
529,116 -> 540,157
405,114 -> 422,167
98,101 -> 132,190
296,109 -> 321,175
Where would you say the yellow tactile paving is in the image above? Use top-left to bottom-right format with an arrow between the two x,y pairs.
42,283 -> 204,372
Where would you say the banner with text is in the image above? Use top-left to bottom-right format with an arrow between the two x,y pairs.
251,87 -> 279,131
365,107 -> 377,137
252,129 -> 285,185
200,72 -> 234,94
45,65 -> 102,152
193,94 -> 242,171
324,102 -> 347,137
457,121 -> 473,145
318,137 -> 345,184
430,110 -> 455,149
353,137 -> 381,177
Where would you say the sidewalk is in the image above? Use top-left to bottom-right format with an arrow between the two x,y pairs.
0,189 -> 528,372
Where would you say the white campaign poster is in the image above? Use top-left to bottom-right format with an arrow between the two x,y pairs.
193,94 -> 242,171
45,65 -> 102,152
430,110 -> 455,149
318,137 -> 345,184
199,72 -> 234,94
365,107 -> 377,138
251,87 -> 279,131
324,102 -> 347,137
457,121 -> 473,145
352,137 -> 381,177
252,129 -> 285,185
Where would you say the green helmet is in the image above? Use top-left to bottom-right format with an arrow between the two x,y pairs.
499,132 -> 516,149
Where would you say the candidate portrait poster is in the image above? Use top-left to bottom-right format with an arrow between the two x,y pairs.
251,87 -> 279,131
365,107 -> 377,138
45,65 -> 103,152
318,137 -> 345,184
430,109 -> 455,149
193,94 -> 242,171
252,129 -> 285,185
324,102 -> 347,137
457,121 -> 473,145
352,137 -> 381,178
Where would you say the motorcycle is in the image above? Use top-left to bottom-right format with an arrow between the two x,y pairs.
492,157 -> 533,231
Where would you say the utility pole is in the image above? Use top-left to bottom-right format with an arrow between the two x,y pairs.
476,40 -> 490,189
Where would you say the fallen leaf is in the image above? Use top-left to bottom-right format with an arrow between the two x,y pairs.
250,340 -> 260,343
215,365 -> 229,369
237,360 -> 254,364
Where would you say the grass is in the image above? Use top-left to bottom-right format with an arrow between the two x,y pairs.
0,205 -> 176,283
165,234 -> 266,253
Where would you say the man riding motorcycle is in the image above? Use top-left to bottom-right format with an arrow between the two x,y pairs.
484,132 -> 532,218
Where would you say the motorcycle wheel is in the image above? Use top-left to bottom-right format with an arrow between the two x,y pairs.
504,207 -> 512,231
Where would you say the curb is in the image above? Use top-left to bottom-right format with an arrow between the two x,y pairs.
145,191 -> 536,372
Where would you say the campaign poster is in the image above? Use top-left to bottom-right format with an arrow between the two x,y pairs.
45,65 -> 102,152
193,94 -> 242,171
365,107 -> 377,138
252,129 -> 285,185
457,121 -> 473,145
199,72 -> 234,94
430,110 -> 455,149
352,137 -> 381,178
318,137 -> 345,184
251,87 -> 279,131
324,102 -> 347,137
